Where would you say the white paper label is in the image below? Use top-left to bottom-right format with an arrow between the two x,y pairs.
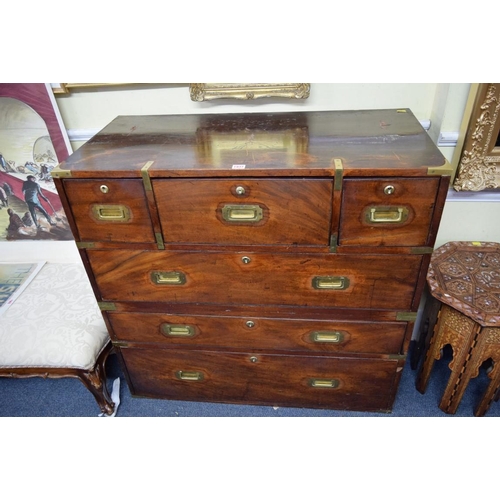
232,164 -> 246,169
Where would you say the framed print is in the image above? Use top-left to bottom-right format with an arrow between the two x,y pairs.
0,83 -> 73,241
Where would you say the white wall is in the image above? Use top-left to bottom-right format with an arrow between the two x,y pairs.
57,83 -> 439,136
2,82 -> 499,264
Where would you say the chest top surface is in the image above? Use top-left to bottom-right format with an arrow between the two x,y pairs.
427,241 -> 500,326
55,109 -> 448,179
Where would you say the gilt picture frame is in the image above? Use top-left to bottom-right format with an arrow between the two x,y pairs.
454,83 -> 500,191
189,83 -> 310,102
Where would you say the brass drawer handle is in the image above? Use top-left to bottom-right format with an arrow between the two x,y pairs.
161,324 -> 196,337
310,331 -> 345,343
312,276 -> 350,290
221,204 -> 263,222
309,378 -> 339,389
175,370 -> 204,381
366,206 -> 409,224
151,271 -> 186,285
91,204 -> 130,222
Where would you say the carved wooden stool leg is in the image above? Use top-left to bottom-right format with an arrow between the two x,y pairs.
416,305 -> 479,413
415,326 -> 441,394
439,352 -> 478,414
77,342 -> 115,415
474,367 -> 500,416
438,311 -> 481,414
411,293 -> 441,371
416,305 -> 475,396
473,328 -> 500,416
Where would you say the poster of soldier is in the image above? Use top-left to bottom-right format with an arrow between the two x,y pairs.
0,84 -> 73,241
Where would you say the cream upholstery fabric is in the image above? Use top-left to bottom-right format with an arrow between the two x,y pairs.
0,263 -> 109,370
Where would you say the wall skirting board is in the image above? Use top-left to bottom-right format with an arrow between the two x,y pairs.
437,132 -> 459,147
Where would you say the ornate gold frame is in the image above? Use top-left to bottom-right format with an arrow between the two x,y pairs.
454,83 -> 500,191
189,83 -> 310,102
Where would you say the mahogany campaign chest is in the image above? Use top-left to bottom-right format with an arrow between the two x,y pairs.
52,109 -> 451,412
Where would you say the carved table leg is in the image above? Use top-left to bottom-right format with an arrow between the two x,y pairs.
415,317 -> 441,394
473,327 -> 500,417
411,292 -> 442,370
436,307 -> 481,414
415,299 -> 446,390
416,304 -> 479,413
77,342 -> 115,415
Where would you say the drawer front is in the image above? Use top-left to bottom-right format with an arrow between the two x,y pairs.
339,177 -> 439,247
88,250 -> 422,310
108,312 -> 406,354
153,178 -> 333,246
63,179 -> 155,243
121,348 -> 399,411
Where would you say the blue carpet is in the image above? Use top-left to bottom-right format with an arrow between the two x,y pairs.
1,345 -> 499,417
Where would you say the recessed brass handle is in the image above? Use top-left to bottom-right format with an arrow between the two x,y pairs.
309,378 -> 339,389
151,271 -> 186,285
175,370 -> 204,381
310,331 -> 345,343
222,204 -> 263,223
366,206 -> 409,224
161,324 -> 196,337
312,276 -> 350,290
91,204 -> 130,222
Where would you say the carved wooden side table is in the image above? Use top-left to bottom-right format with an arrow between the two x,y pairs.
416,241 -> 500,416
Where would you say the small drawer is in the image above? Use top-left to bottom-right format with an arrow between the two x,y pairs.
108,312 -> 406,355
153,178 -> 333,246
88,249 -> 422,310
63,179 -> 156,243
121,348 -> 399,411
339,177 -> 439,247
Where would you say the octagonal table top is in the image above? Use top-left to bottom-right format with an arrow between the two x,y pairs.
427,241 -> 500,327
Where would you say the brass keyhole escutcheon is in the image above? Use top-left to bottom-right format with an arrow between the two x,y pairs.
242,256 -> 251,264
235,186 -> 246,196
249,356 -> 258,363
384,185 -> 395,195
100,185 -> 109,194
246,321 -> 255,328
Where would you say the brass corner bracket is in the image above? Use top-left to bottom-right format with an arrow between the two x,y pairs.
50,164 -> 72,178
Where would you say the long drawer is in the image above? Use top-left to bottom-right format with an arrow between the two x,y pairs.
88,250 -> 422,310
121,348 -> 399,411
108,312 -> 406,354
153,178 -> 333,246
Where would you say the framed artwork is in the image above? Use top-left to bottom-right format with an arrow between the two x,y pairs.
189,83 -> 311,101
0,83 -> 74,241
454,83 -> 500,191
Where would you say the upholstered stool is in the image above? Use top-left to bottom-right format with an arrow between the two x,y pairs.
416,241 -> 500,416
0,263 -> 115,415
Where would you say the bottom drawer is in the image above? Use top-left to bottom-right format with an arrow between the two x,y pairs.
121,348 -> 400,412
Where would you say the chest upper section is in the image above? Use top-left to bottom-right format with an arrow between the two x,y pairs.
54,110 -> 451,253
60,173 -> 445,252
